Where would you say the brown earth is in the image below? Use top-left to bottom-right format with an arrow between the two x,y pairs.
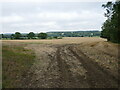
2,37 -> 119,88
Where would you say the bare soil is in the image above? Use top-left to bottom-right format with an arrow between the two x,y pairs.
2,37 -> 119,88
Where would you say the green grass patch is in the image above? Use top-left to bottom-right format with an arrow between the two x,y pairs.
2,45 -> 35,88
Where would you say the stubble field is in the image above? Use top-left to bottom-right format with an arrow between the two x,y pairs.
2,37 -> 119,88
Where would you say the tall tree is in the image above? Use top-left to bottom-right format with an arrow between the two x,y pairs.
2,34 -> 4,38
11,34 -> 14,39
101,1 -> 120,43
27,32 -> 35,39
38,33 -> 47,39
14,32 -> 21,39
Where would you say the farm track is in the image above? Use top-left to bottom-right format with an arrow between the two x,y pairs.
21,44 -> 118,88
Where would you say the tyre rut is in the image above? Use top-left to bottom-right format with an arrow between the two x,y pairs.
56,47 -> 77,88
68,46 -> 118,88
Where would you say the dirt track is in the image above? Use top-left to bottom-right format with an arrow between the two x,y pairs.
21,42 -> 118,88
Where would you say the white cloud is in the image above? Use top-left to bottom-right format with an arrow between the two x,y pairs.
67,21 -> 89,26
1,2 -> 107,33
37,12 -> 79,20
2,10 -> 105,33
34,10 -> 105,22
10,22 -> 57,27
1,11 -> 104,23
1,14 -> 24,23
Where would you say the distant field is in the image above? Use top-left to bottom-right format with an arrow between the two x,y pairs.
2,37 -> 119,88
2,37 -> 106,44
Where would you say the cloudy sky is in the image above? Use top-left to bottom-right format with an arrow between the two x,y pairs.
1,0 -> 111,33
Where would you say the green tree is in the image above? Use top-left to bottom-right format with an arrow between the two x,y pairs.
101,1 -> 120,43
14,32 -> 21,39
2,34 -> 4,38
38,33 -> 47,39
11,34 -> 14,39
27,32 -> 35,39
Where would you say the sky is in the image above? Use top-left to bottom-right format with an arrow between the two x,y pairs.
0,0 -> 113,33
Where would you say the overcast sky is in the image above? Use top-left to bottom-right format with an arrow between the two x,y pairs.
0,1 -> 111,33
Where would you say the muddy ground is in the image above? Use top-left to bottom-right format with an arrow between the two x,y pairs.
2,37 -> 119,88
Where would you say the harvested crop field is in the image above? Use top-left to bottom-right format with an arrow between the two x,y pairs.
2,37 -> 119,88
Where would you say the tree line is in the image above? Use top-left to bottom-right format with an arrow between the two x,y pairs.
101,1 -> 120,43
47,31 -> 101,37
1,31 -> 101,40
1,32 -> 48,39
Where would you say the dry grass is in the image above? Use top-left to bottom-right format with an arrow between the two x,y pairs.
2,37 -> 107,45
2,44 -> 35,88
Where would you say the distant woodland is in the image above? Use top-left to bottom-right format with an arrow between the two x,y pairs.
0,31 -> 100,40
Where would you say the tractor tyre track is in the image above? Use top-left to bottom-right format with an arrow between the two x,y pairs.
56,47 -> 77,88
68,46 -> 118,88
